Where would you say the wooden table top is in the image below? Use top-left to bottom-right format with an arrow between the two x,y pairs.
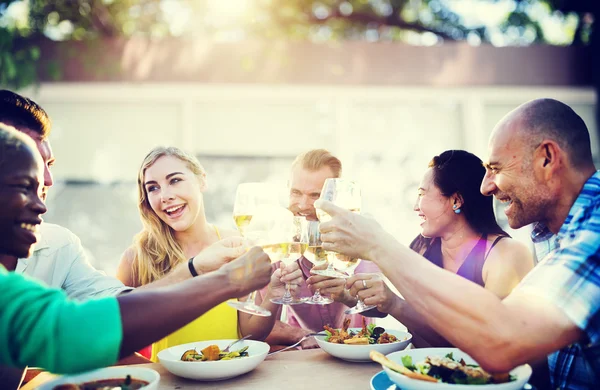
23,349 -> 384,390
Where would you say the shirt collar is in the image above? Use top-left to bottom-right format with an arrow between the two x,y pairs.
530,171 -> 600,244
557,171 -> 600,239
531,222 -> 554,243
16,224 -> 51,272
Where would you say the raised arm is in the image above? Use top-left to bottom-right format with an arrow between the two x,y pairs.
0,247 -> 272,374
317,200 -> 583,373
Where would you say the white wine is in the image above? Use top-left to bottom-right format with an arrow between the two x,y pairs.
262,242 -> 308,265
304,245 -> 328,266
233,214 -> 252,234
332,255 -> 360,274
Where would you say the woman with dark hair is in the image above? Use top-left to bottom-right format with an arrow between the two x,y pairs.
347,150 -> 533,347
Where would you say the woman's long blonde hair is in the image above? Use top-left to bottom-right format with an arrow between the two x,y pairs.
132,146 -> 206,285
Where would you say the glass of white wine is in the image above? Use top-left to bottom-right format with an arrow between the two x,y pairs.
228,183 -> 280,317
304,220 -> 333,305
314,178 -> 377,315
313,178 -> 361,278
269,216 -> 309,305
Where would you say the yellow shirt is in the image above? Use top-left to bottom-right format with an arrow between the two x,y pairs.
151,226 -> 239,362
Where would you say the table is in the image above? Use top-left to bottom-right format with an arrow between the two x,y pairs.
22,349 -> 383,389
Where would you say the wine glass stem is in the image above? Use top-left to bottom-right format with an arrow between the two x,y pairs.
282,284 -> 292,301
355,298 -> 365,310
248,290 -> 258,306
313,289 -> 322,300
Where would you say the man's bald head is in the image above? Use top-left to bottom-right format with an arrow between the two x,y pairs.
498,98 -> 594,169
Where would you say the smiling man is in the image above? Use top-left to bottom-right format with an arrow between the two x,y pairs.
261,149 -> 382,349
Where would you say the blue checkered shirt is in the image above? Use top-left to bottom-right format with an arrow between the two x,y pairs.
517,172 -> 600,389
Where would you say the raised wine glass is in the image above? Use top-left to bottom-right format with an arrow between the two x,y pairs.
312,178 -> 361,278
303,220 -> 333,305
228,183 -> 280,317
314,178 -> 377,314
269,216 -> 309,305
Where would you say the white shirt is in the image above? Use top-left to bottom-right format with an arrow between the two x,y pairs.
16,223 -> 132,300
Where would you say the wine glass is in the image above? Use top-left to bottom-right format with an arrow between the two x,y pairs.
314,178 -> 377,315
269,216 -> 309,305
228,183 -> 280,317
312,178 -> 361,278
304,220 -> 333,305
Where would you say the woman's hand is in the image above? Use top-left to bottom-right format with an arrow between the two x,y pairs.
316,200 -> 388,261
306,263 -> 355,306
346,273 -> 398,313
193,236 -> 250,274
267,261 -> 303,299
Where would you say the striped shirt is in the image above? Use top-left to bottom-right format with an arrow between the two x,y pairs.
518,171 -> 600,389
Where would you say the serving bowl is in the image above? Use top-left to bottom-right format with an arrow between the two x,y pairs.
38,366 -> 160,390
157,339 -> 269,381
314,328 -> 412,362
381,347 -> 532,390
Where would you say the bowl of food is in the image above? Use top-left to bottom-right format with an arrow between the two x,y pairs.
314,319 -> 412,362
38,366 -> 159,390
372,347 -> 532,390
157,339 -> 269,381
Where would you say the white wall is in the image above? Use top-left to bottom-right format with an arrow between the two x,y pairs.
27,83 -> 597,252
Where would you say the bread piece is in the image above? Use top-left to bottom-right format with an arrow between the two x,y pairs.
370,351 -> 438,383
344,337 -> 369,345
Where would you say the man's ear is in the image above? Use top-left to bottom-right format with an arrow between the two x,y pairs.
535,140 -> 562,179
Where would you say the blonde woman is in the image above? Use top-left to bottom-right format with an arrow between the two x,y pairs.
117,147 -> 302,361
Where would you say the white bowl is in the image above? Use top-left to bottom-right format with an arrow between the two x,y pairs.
157,339 -> 269,381
382,348 -> 532,390
314,328 -> 412,362
38,366 -> 160,390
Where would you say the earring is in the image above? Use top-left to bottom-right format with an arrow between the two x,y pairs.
453,205 -> 461,214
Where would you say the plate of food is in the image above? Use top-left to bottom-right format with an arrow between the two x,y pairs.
371,347 -> 532,390
38,366 -> 159,390
157,339 -> 269,381
314,318 -> 412,362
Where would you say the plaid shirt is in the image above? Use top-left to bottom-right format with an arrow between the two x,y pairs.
517,172 -> 600,389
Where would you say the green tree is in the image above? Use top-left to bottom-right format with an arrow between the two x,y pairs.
0,0 -> 596,89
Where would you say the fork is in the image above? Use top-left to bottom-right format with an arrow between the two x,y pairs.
267,332 -> 325,357
222,334 -> 253,353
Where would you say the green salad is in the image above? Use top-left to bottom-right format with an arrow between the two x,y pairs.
400,352 -> 516,385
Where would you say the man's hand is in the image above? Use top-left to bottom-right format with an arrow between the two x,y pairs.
220,246 -> 272,297
306,263 -> 355,306
346,273 -> 399,313
193,237 -> 249,274
299,329 -> 320,349
316,199 -> 386,261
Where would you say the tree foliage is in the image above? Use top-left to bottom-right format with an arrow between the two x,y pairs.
0,0 -> 596,89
